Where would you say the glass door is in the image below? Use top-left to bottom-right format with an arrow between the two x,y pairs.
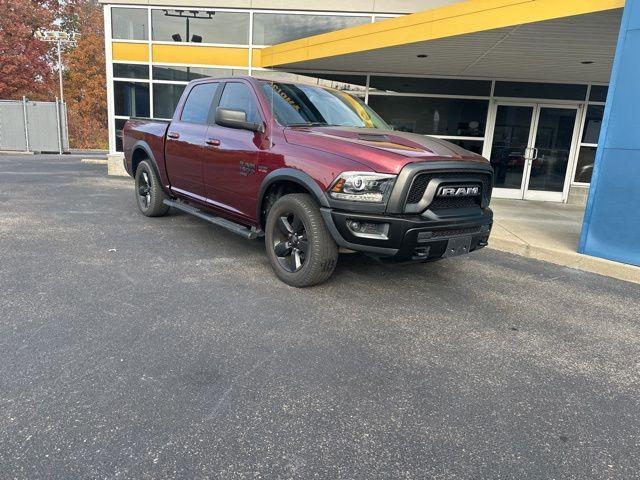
487,103 -> 581,201
487,103 -> 536,199
523,105 -> 580,201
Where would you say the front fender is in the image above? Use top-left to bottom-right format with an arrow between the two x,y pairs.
256,168 -> 330,221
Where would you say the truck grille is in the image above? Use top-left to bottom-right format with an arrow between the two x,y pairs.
431,226 -> 482,238
405,171 -> 492,211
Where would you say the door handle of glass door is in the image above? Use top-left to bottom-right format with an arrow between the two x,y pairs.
524,147 -> 533,159
532,148 -> 539,159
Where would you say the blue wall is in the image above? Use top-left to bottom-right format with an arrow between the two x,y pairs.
579,0 -> 640,266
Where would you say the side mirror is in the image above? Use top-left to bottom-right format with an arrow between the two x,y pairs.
215,108 -> 264,133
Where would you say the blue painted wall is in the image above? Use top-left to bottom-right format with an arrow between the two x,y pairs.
579,0 -> 640,266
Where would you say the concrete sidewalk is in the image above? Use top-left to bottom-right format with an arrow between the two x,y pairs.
489,199 -> 640,284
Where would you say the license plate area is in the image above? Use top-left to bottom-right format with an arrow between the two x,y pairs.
443,236 -> 472,257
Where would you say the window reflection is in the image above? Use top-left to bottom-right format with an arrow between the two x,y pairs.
153,84 -> 186,119
151,10 -> 249,44
253,13 -> 369,45
367,96 -> 488,137
582,105 -> 604,144
114,81 -> 149,117
112,8 -> 148,40
153,66 -> 247,81
574,146 -> 597,183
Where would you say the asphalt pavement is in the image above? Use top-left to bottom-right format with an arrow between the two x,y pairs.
1,154 -> 639,479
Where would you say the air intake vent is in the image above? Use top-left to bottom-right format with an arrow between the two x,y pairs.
357,133 -> 390,142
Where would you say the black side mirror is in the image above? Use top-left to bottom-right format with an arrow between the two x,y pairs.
215,108 -> 264,133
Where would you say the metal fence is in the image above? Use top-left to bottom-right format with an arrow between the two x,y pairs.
0,98 -> 69,153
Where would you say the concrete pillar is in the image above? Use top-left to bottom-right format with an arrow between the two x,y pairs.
579,0 -> 640,267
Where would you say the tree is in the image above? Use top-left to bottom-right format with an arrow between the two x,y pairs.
62,0 -> 108,149
0,0 -> 59,100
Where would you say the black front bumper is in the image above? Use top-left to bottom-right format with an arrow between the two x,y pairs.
321,207 -> 492,261
320,160 -> 495,261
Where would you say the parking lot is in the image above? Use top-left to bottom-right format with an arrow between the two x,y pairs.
1,154 -> 639,479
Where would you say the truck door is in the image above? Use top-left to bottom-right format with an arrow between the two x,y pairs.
164,81 -> 220,201
203,81 -> 266,221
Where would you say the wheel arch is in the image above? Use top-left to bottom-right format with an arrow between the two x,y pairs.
131,141 -> 161,180
257,169 -> 330,229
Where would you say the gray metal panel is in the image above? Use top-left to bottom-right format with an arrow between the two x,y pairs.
26,101 -> 63,153
0,99 -> 69,153
0,101 -> 27,151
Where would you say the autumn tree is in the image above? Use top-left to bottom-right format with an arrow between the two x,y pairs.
0,0 -> 59,99
61,0 -> 108,149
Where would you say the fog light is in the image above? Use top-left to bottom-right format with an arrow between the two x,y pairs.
346,220 -> 389,240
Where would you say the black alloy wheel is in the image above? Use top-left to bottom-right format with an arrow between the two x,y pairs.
265,193 -> 338,287
134,160 -> 169,217
138,170 -> 152,209
273,212 -> 308,273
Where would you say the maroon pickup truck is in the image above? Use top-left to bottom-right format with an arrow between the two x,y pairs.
123,76 -> 493,287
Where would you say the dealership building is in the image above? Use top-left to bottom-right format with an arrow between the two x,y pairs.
101,0 -> 640,266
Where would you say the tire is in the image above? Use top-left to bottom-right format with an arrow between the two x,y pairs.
135,160 -> 169,217
265,193 -> 338,287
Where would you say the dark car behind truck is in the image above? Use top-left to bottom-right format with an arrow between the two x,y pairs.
123,76 -> 493,287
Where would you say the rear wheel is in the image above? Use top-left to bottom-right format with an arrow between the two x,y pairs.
265,194 -> 338,287
135,160 -> 169,217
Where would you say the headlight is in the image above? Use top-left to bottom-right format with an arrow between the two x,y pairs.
329,172 -> 396,203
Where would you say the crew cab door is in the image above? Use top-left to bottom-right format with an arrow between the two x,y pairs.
203,81 -> 266,220
164,81 -> 220,201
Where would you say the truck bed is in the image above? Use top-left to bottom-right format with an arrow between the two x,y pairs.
122,118 -> 170,179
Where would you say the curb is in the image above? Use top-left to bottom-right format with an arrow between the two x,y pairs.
488,237 -> 640,285
81,158 -> 108,165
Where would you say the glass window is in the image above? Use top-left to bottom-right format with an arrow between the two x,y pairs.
367,96 -> 488,137
445,139 -> 484,155
151,10 -> 249,44
153,84 -> 186,119
112,7 -> 148,41
218,82 -> 261,124
574,146 -> 597,183
114,81 -> 150,117
494,81 -> 587,101
253,13 -> 370,45
153,66 -> 247,81
114,118 -> 127,152
261,82 -> 388,129
582,105 -> 604,144
369,76 -> 491,96
589,85 -> 608,102
180,82 -> 219,124
113,63 -> 149,79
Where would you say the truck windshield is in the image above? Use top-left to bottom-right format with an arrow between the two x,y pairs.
260,81 -> 390,129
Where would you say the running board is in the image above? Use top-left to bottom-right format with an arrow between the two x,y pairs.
163,199 -> 263,240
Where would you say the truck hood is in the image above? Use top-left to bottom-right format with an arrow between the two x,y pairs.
283,126 -> 488,174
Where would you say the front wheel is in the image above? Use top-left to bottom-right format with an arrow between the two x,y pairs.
265,194 -> 338,287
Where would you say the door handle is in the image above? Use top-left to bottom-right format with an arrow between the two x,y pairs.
205,138 -> 221,147
167,131 -> 180,139
524,147 -> 533,159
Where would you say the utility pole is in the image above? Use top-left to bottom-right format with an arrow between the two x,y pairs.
34,30 -> 79,154
34,30 -> 79,105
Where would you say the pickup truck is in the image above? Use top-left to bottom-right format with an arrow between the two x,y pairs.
123,76 -> 493,287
